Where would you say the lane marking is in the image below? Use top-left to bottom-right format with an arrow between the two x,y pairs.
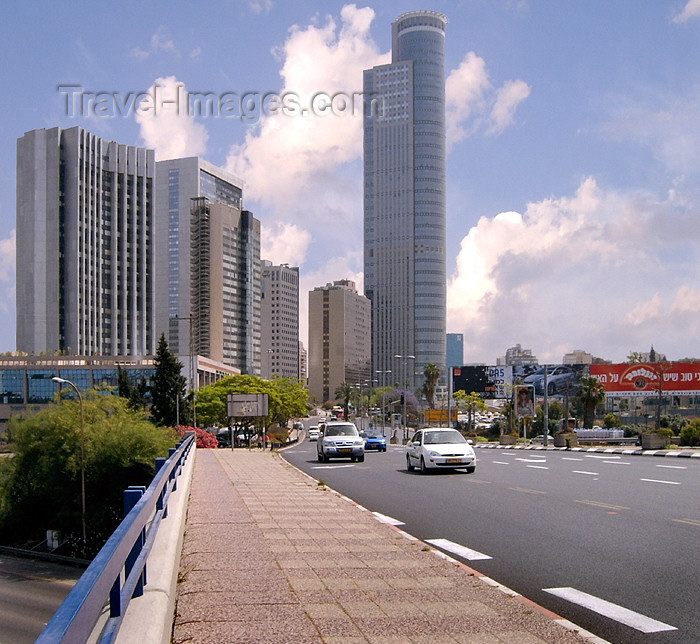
584,454 -> 621,459
543,587 -> 677,633
372,512 -> 405,526
526,465 -> 549,469
576,499 -> 629,511
426,538 -> 493,561
562,457 -> 582,461
656,464 -> 687,470
508,487 -> 547,495
673,518 -> 700,527
603,460 -> 630,465
573,470 -> 599,476
516,458 -> 548,463
640,478 -> 680,485
492,460 -> 510,465
311,464 -> 355,469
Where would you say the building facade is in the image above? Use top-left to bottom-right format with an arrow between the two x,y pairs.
260,261 -> 300,379
155,158 -> 261,376
308,280 -> 371,404
363,11 -> 448,386
17,126 -> 156,356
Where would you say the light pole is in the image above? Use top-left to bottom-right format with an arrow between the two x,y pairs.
394,355 -> 415,442
171,315 -> 196,427
52,376 -> 86,553
375,370 -> 391,434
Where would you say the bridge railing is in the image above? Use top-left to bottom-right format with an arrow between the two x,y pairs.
36,432 -> 195,644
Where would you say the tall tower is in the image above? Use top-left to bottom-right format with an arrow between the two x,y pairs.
16,126 -> 155,356
363,10 -> 448,389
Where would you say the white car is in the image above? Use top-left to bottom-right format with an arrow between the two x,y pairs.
406,428 -> 476,474
317,421 -> 365,462
307,426 -> 320,441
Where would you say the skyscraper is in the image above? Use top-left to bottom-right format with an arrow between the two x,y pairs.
17,126 -> 155,356
155,158 -> 261,376
260,261 -> 300,379
308,280 -> 371,404
363,10 -> 448,387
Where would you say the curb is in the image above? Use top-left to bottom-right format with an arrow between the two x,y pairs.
280,446 -> 607,644
475,443 -> 700,457
115,445 -> 197,644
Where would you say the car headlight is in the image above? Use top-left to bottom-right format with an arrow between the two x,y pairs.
354,439 -> 364,446
428,451 -> 440,457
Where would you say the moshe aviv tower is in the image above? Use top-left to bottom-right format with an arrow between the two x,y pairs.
363,10 -> 448,390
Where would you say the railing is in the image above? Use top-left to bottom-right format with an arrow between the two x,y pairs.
36,432 -> 195,644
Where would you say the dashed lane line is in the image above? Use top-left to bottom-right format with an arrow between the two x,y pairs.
425,538 -> 493,561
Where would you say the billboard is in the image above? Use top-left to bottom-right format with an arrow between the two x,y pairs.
227,393 -> 269,417
590,362 -> 700,396
515,385 -> 535,418
452,365 -> 512,399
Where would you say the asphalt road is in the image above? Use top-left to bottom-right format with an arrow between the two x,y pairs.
283,430 -> 700,644
0,554 -> 82,644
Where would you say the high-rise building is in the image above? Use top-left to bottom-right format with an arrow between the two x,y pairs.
155,158 -> 261,376
308,280 -> 371,404
498,344 -> 538,367
260,261 -> 299,379
17,126 -> 156,356
363,10 -> 448,386
446,333 -> 464,368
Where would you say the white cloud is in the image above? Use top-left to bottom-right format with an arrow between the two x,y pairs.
261,221 -> 311,267
135,76 -> 209,160
673,0 -> 700,23
249,0 -> 274,15
130,27 -> 178,60
447,178 -> 700,363
0,229 -> 16,315
446,52 -> 530,144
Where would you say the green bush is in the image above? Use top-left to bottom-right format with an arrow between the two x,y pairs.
0,393 -> 177,557
679,419 -> 700,446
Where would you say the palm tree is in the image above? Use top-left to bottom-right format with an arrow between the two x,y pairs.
334,381 -> 353,421
422,363 -> 441,408
577,376 -> 606,428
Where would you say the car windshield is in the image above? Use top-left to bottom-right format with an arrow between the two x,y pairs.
423,431 -> 465,445
362,431 -> 383,438
325,425 -> 357,436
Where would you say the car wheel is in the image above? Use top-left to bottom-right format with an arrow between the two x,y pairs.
420,457 -> 428,474
358,454 -> 364,462
465,466 -> 476,474
317,452 -> 324,463
350,455 -> 356,462
547,382 -> 556,395
323,453 -> 330,463
406,454 -> 414,471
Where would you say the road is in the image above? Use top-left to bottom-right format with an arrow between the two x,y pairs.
283,428 -> 700,644
0,554 -> 82,644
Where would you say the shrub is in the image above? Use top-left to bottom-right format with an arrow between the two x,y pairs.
679,419 -> 700,446
176,425 -> 218,448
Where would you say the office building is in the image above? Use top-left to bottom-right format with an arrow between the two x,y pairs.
363,11 -> 448,386
260,261 -> 300,379
499,344 -> 538,367
17,126 -> 156,356
446,333 -> 464,368
155,158 -> 261,376
308,280 -> 371,404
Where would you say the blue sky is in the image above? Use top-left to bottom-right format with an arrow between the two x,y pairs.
2,1 -> 700,365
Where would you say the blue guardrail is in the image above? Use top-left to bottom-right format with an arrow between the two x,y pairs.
36,432 -> 195,644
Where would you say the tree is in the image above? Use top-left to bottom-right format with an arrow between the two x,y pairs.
453,390 -> 486,433
335,381 -> 353,421
117,365 -> 149,411
422,363 -> 441,408
0,394 -> 176,557
577,376 -> 606,428
150,334 -> 188,427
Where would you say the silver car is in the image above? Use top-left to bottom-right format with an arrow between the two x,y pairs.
406,428 -> 476,473
317,421 -> 365,463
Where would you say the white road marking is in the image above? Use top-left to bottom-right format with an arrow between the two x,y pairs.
655,464 -> 687,470
372,512 -> 405,526
426,538 -> 492,561
603,460 -> 630,465
516,458 -> 548,463
492,460 -> 510,465
562,457 -> 582,461
573,470 -> 599,476
311,464 -> 355,469
584,454 -> 621,459
526,465 -> 549,469
640,478 -> 680,485
543,587 -> 677,633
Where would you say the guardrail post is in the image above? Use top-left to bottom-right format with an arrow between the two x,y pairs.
124,486 -> 147,598
155,457 -> 168,517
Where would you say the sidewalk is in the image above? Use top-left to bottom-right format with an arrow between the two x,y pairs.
172,449 -> 603,643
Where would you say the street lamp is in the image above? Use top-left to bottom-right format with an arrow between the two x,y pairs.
375,370 -> 392,433
52,376 -> 86,553
394,355 -> 415,442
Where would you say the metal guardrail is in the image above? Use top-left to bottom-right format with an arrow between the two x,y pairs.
36,432 -> 195,644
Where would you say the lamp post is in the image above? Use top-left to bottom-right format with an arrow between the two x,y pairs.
394,355 -> 415,442
52,376 -> 86,553
171,315 -> 196,427
375,370 -> 391,434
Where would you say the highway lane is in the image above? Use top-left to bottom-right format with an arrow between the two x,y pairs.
283,435 -> 700,644
0,554 -> 82,644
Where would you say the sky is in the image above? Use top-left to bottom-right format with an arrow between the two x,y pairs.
1,1 -> 700,366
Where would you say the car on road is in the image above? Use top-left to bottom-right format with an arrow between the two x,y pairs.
317,421 -> 365,462
530,434 -> 555,444
360,429 -> 387,452
406,428 -> 476,473
307,426 -> 320,441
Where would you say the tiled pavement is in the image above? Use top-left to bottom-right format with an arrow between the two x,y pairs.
173,448 -> 603,643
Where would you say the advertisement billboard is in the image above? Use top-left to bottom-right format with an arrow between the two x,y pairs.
451,365 -> 512,399
590,362 -> 700,396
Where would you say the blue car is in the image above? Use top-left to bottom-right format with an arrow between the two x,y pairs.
361,429 -> 387,452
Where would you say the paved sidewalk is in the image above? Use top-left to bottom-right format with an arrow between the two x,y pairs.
173,449 -> 602,643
